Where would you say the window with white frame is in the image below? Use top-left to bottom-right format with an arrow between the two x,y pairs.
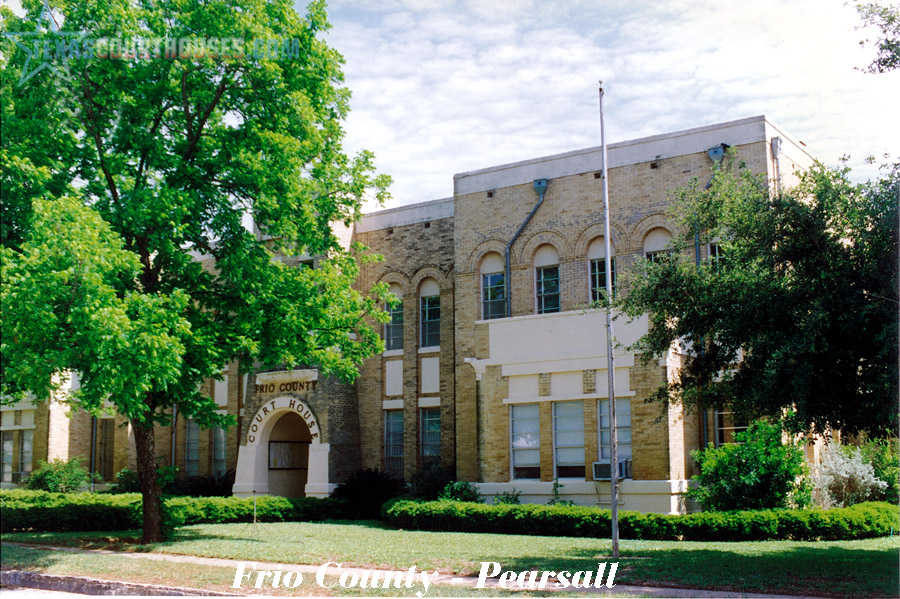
419,278 -> 440,348
708,242 -> 725,271
185,419 -> 200,476
554,401 -> 585,478
212,426 -> 227,478
598,398 -> 632,469
385,284 -> 403,351
419,407 -> 441,471
480,252 -> 506,320
18,429 -> 33,478
1,431 -> 12,483
644,227 -> 673,263
384,410 -> 404,478
715,410 -> 749,445
534,245 -> 560,314
510,404 -> 540,479
588,237 -> 616,302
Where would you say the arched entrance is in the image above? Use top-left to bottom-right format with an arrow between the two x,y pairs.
232,395 -> 331,498
267,412 -> 311,497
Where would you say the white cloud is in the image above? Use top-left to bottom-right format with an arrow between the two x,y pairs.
322,0 -> 900,210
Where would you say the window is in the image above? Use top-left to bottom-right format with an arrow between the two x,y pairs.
510,404 -> 540,479
384,410 -> 404,478
588,238 -> 616,302
18,429 -> 33,478
644,227 -> 672,263
534,245 -> 560,314
186,419 -> 200,476
419,408 -> 441,471
715,410 -> 749,445
212,426 -> 227,478
419,279 -> 440,347
1,431 -> 12,483
480,253 -> 507,319
385,284 -> 403,351
96,418 -> 115,481
554,401 -> 585,478
708,243 -> 725,271
599,398 -> 632,468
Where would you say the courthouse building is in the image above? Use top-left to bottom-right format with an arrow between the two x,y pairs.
1,115 -> 815,513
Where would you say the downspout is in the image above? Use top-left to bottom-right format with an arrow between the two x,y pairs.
505,178 -> 550,317
89,417 -> 97,492
771,137 -> 783,195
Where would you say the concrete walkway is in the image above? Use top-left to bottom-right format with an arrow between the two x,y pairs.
1,542 -> 830,599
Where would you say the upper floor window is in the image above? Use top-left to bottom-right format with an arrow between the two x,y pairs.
480,252 -> 506,320
708,242 -> 725,271
588,237 -> 616,302
385,284 -> 403,351
534,245 -> 560,314
644,227 -> 673,263
419,278 -> 440,348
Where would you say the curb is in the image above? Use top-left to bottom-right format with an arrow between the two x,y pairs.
1,570 -> 238,596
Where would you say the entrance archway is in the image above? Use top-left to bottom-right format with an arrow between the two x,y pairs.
232,395 -> 331,498
267,412 -> 311,497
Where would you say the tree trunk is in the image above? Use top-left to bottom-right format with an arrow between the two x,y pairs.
132,418 -> 165,543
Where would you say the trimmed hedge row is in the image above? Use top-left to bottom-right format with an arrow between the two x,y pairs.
383,499 -> 900,541
0,490 -> 348,533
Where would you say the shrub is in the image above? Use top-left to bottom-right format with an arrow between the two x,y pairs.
23,458 -> 96,493
331,469 -> 407,519
686,421 -> 810,511
383,499 -> 899,542
407,466 -> 456,501
492,488 -> 522,505
859,438 -> 899,504
438,481 -> 482,503
813,444 -> 887,508
164,471 -> 235,497
0,489 -> 349,533
110,468 -> 142,493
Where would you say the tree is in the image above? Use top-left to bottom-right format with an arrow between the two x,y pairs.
855,1 -> 900,73
620,157 -> 898,437
1,0 -> 391,542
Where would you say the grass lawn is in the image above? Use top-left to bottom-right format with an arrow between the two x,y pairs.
4,521 -> 899,598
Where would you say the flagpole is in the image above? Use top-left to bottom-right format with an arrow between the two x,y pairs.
598,81 -> 619,560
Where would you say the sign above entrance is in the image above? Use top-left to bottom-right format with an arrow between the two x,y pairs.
254,369 -> 318,396
248,395 -> 320,444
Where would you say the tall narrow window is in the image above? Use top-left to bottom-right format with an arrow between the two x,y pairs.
18,429 -> 33,479
96,418 -> 115,481
419,408 -> 441,471
599,398 -> 632,470
510,404 -> 540,479
0,431 -> 12,483
385,284 -> 403,351
708,243 -> 725,271
588,237 -> 616,302
186,419 -> 200,476
480,253 -> 507,320
554,401 -> 585,478
384,410 -> 404,478
419,278 -> 441,348
534,245 -> 560,314
644,227 -> 673,263
212,426 -> 227,478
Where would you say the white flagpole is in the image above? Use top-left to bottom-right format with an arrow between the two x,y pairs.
598,81 -> 619,560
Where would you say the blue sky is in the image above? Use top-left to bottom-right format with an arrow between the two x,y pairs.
321,0 -> 900,210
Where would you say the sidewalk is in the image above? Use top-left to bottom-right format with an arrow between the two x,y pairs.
1,542 -> 830,599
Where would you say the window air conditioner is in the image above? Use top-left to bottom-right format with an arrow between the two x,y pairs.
592,459 -> 632,481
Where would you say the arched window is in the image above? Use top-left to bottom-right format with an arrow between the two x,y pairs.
643,227 -> 673,263
480,252 -> 506,320
419,278 -> 440,348
385,284 -> 403,351
534,245 -> 560,314
588,237 -> 616,302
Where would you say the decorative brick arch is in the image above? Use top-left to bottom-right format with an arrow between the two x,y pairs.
573,222 -> 629,258
377,271 -> 410,294
465,239 -> 507,274
516,229 -> 572,265
410,266 -> 450,293
631,214 -> 680,249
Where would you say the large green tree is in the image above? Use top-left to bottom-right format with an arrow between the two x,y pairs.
855,1 -> 900,73
1,0 -> 391,542
621,158 -> 898,437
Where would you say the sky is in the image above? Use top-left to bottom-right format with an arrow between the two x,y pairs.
319,0 -> 900,211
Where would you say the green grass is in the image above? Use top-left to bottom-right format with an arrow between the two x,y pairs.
4,521 -> 899,598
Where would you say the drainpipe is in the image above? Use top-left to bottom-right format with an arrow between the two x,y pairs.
504,178 -> 550,317
771,137 -> 783,195
89,417 -> 97,492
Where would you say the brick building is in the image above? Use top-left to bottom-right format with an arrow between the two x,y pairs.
1,115 -> 815,513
